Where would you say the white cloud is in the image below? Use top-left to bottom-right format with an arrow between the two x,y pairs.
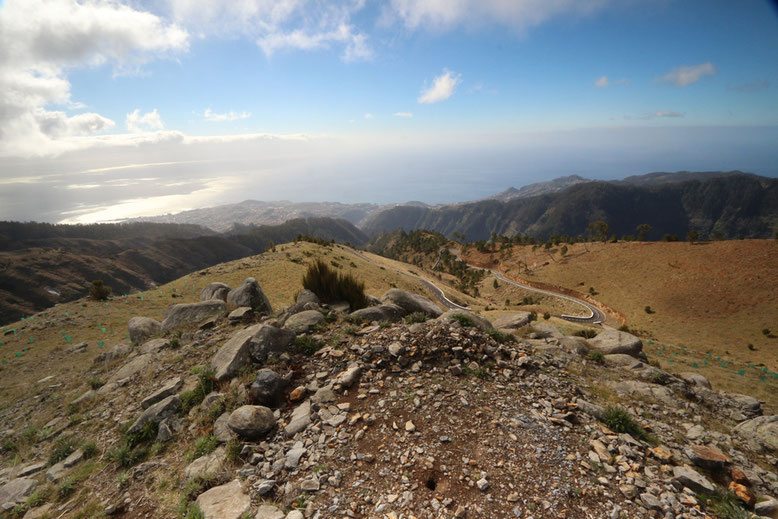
659,62 -> 717,87
394,112 -> 414,118
126,109 -> 165,132
386,0 -> 611,32
418,70 -> 461,104
204,109 -> 251,122
594,76 -> 630,87
624,110 -> 684,120
167,0 -> 371,62
364,113 -> 374,119
0,0 -> 189,157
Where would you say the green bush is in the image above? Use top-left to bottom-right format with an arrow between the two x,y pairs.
48,436 -> 76,466
294,336 -> 323,355
185,503 -> 206,519
542,312 -> 550,320
700,489 -> 753,519
644,305 -> 654,314
404,312 -> 429,324
180,367 -> 216,413
89,280 -> 112,301
80,440 -> 98,459
302,259 -> 367,310
57,478 -> 76,500
88,376 -> 104,390
602,406 -> 652,443
187,435 -> 219,462
588,350 -> 605,363
487,329 -> 515,344
452,314 -> 474,327
575,329 -> 597,339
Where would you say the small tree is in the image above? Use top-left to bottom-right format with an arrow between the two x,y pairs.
543,312 -> 550,320
636,224 -> 652,241
644,305 -> 654,314
492,279 -> 499,289
587,221 -> 610,242
560,245 -> 568,256
89,280 -> 112,301
686,230 -> 699,243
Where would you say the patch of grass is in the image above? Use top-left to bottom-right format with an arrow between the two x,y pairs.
125,421 -> 158,448
116,471 -> 130,489
487,329 -> 515,344
343,314 -> 366,324
303,259 -> 367,310
575,329 -> 597,339
80,440 -> 98,459
57,478 -> 76,500
294,336 -> 322,355
404,312 -> 429,324
107,442 -> 148,468
601,406 -> 655,444
379,320 -> 390,329
225,439 -> 241,464
452,314 -> 474,327
187,435 -> 219,462
48,436 -> 76,466
181,367 -> 216,413
588,350 -> 605,363
88,376 -> 104,390
699,489 -> 754,519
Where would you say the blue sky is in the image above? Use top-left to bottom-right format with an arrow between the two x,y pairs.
0,0 -> 777,222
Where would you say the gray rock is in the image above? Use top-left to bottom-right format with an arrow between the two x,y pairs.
16,462 -> 46,478
228,307 -> 253,322
284,310 -> 325,334
679,372 -> 712,389
296,289 -> 320,306
604,354 -> 643,367
729,393 -> 762,418
71,389 -> 95,406
161,301 -> 226,333
491,312 -> 532,330
300,475 -> 320,491
530,323 -> 563,339
672,466 -> 715,494
185,447 -> 225,480
640,493 -> 662,511
211,324 -> 264,382
228,405 -> 276,439
557,337 -> 589,356
227,277 -> 272,314
127,395 -> 181,435
0,478 -> 37,509
138,338 -> 170,355
255,480 -> 275,496
45,462 -> 66,483
285,447 -> 306,469
128,317 -> 161,344
201,282 -> 231,302
195,479 -> 250,519
311,387 -> 336,404
576,399 -> 606,420
21,503 -> 53,519
141,377 -> 183,410
437,310 -> 493,331
285,400 -> 312,436
609,380 -> 674,404
735,415 -> 778,452
285,511 -> 304,519
156,420 -> 173,442
108,354 -> 153,383
350,304 -> 404,323
589,329 -> 643,357
66,341 -> 88,354
755,497 -> 778,516
63,448 -> 84,468
381,288 -> 442,318
255,504 -> 285,519
249,325 -> 296,363
94,341 -> 132,363
213,412 -> 234,443
335,363 -> 361,388
249,369 -> 288,408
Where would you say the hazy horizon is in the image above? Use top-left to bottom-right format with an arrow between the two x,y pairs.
1,0 -> 777,223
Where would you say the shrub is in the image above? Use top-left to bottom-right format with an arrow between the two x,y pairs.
180,367 -> 216,413
48,436 -> 76,466
225,439 -> 241,463
294,336 -> 322,355
644,306 -> 654,314
452,314 -> 474,327
700,489 -> 753,519
88,376 -> 104,390
404,312 -> 429,324
542,312 -> 550,320
80,440 -> 98,459
57,478 -> 76,500
185,503 -> 206,519
89,280 -> 112,301
763,328 -> 771,336
107,443 -> 148,468
302,260 -> 367,310
487,330 -> 515,344
187,435 -> 219,462
528,311 -> 537,322
748,344 -> 756,351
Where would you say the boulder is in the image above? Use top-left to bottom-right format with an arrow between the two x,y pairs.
284,310 -> 325,334
437,310 -> 493,331
296,289 -> 320,306
185,447 -> 225,480
201,282 -> 230,302
94,341 -> 132,363
141,377 -> 183,410
108,354 -> 153,383
0,478 -> 37,510
350,304 -> 404,323
557,337 -> 589,356
128,317 -> 160,344
249,326 -> 296,363
685,444 -> 730,469
248,369 -> 289,408
22,503 -> 53,519
735,415 -> 778,452
16,462 -> 46,478
491,312 -> 532,330
728,393 -> 762,418
530,323 -> 564,339
679,372 -> 712,390
381,289 -> 442,318
211,324 -> 264,382
138,338 -> 170,355
228,307 -> 253,323
161,301 -> 226,332
672,466 -> 715,494
335,363 -> 361,388
255,504 -> 285,519
226,278 -> 272,314
285,400 -> 312,437
127,395 -> 181,435
609,380 -> 674,404
213,413 -> 234,443
227,405 -> 276,439
589,329 -> 643,357
195,479 -> 250,519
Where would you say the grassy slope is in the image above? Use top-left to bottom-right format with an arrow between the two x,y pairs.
463,240 -> 778,408
0,242 -> 472,410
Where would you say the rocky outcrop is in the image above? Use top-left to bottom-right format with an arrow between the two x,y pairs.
589,329 -> 643,357
350,304 -> 404,323
735,415 -> 778,453
211,324 -> 264,382
195,479 -> 250,519
381,289 -> 442,318
160,301 -> 226,332
491,312 -> 532,330
226,277 -> 272,314
437,310 -> 493,331
127,395 -> 181,435
0,478 -> 36,511
200,282 -> 231,302
249,326 -> 296,363
284,310 -> 324,334
128,316 -> 160,344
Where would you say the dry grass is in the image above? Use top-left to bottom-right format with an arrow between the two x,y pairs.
463,240 -> 778,409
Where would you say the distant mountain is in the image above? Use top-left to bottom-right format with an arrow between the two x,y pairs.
0,218 -> 368,325
485,175 -> 590,201
130,200 -> 382,232
615,170 -> 763,186
362,173 -> 778,241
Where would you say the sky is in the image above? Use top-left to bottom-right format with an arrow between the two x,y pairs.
1,0 -> 777,224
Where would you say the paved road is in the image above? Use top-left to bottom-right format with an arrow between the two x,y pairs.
440,249 -> 605,324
